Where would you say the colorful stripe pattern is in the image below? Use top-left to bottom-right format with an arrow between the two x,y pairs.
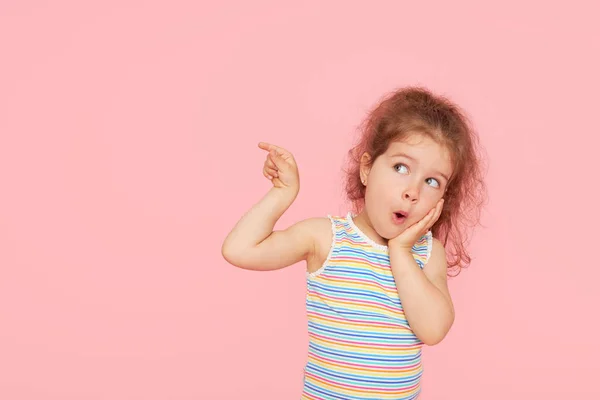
302,212 -> 432,399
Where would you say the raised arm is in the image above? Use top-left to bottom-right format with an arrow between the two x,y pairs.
221,142 -> 316,271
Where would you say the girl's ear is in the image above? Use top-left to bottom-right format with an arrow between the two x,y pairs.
359,152 -> 372,185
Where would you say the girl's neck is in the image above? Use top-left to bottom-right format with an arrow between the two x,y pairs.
351,211 -> 389,247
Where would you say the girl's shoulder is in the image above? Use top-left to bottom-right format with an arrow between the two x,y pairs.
305,214 -> 349,249
299,216 -> 334,252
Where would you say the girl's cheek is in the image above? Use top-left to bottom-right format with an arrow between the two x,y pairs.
424,190 -> 442,203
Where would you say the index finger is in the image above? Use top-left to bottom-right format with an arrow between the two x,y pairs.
258,142 -> 290,156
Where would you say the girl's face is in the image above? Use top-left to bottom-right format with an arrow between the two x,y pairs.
360,133 -> 454,241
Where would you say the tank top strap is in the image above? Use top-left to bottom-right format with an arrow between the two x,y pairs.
324,213 -> 345,259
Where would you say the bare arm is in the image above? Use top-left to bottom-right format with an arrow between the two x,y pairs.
389,238 -> 455,346
221,188 -> 318,271
221,142 -> 316,271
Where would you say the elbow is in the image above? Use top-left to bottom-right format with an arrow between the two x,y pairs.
421,332 -> 447,346
418,315 -> 455,346
221,242 -> 242,268
221,242 -> 257,270
419,328 -> 449,346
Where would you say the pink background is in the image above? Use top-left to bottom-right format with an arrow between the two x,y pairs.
1,1 -> 598,399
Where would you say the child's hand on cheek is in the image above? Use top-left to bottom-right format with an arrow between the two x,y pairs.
388,199 -> 444,253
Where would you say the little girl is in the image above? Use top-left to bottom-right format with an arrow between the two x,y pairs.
221,86 -> 486,399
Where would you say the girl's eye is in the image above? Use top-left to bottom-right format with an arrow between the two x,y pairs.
394,164 -> 409,174
426,177 -> 440,188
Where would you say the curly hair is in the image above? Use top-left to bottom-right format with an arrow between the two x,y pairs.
343,86 -> 487,276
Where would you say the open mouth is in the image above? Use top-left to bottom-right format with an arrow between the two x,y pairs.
393,211 -> 408,224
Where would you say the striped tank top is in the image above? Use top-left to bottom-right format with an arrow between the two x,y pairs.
302,212 -> 432,399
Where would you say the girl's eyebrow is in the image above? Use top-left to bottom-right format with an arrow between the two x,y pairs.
389,152 -> 416,161
389,152 -> 450,181
436,171 -> 450,182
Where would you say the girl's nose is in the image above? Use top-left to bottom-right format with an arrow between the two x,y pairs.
403,187 -> 419,202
